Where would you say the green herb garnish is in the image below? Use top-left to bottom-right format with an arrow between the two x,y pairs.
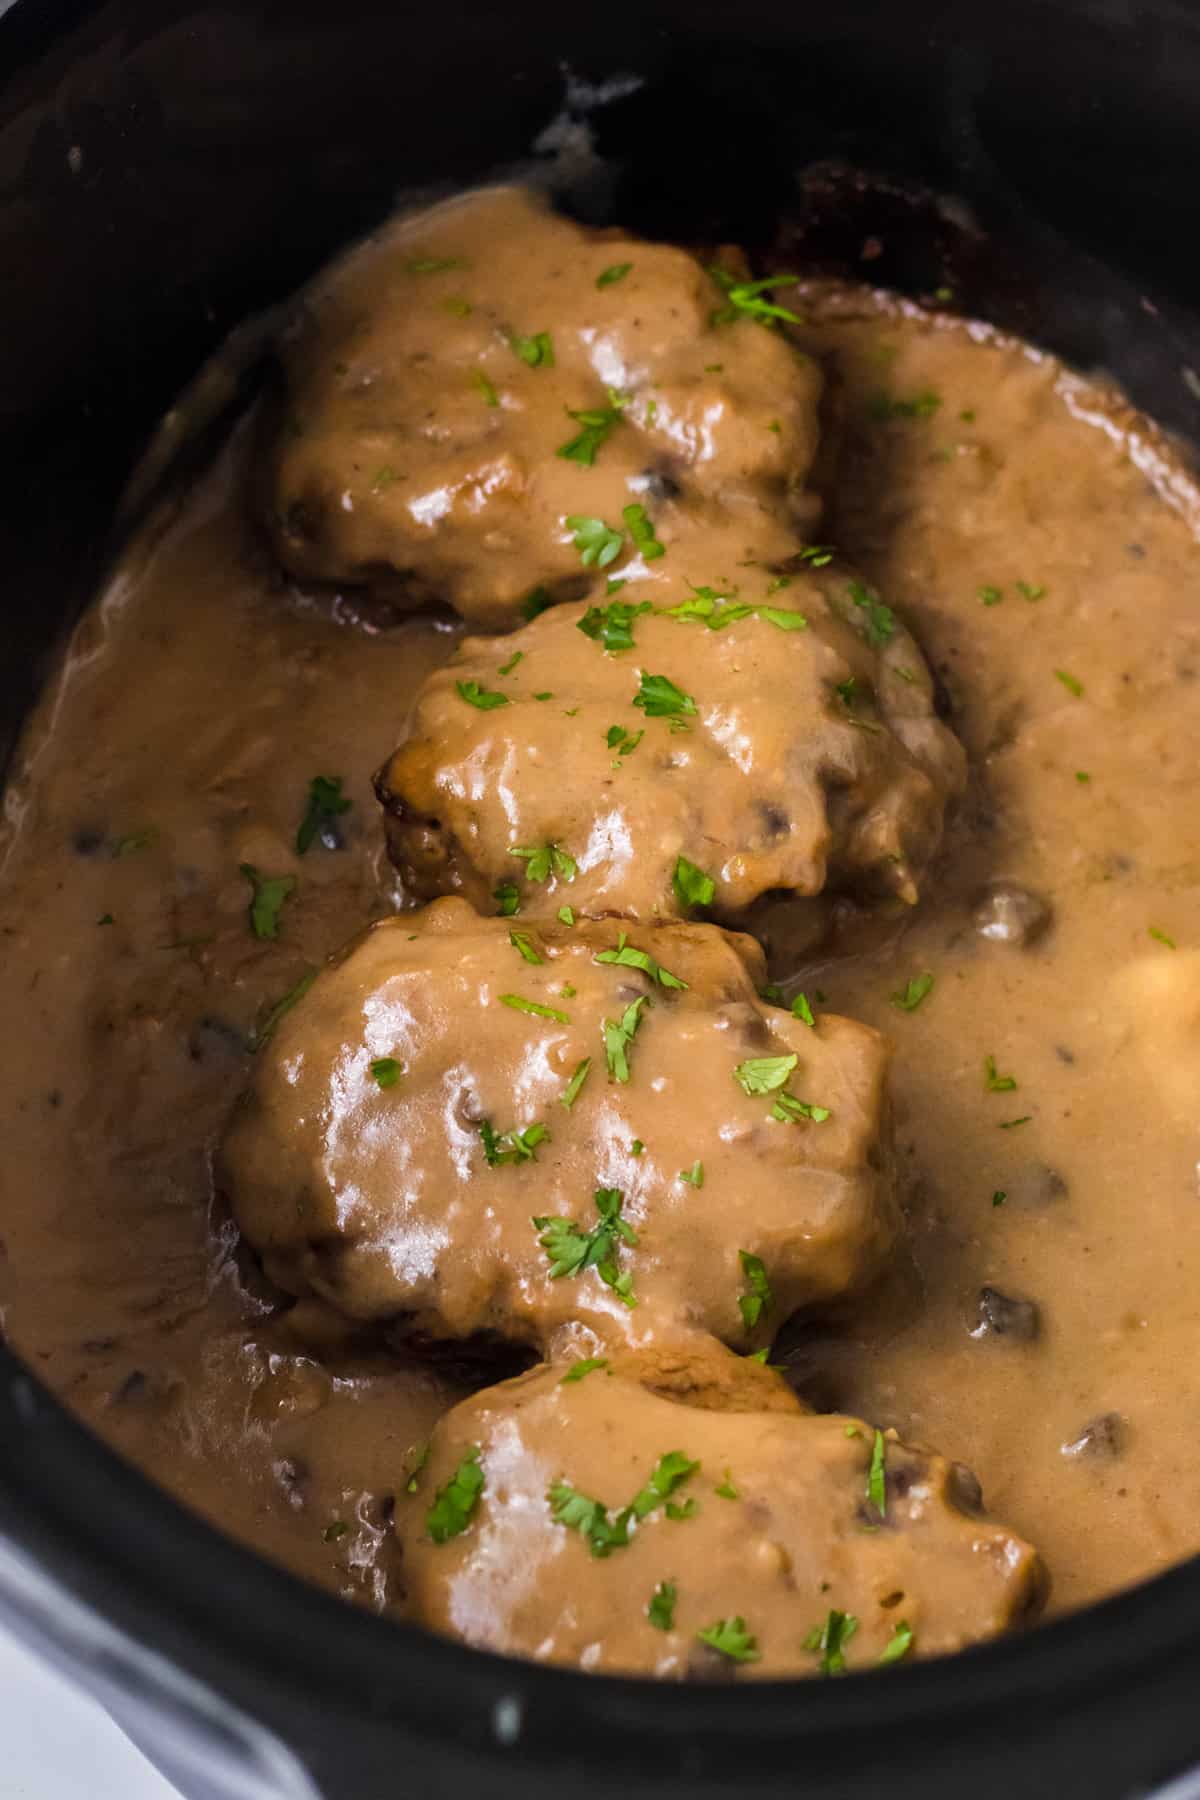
566,514 -> 624,569
493,880 -> 521,917
252,968 -> 317,1048
471,369 -> 499,407
633,672 -> 696,718
369,1057 -> 402,1089
880,1621 -> 915,1665
733,1054 -> 797,1096
456,678 -> 509,710
595,932 -> 687,990
1054,669 -> 1084,697
805,1609 -> 859,1675
891,973 -> 934,1012
607,724 -> 644,758
561,1357 -> 609,1384
696,1616 -> 760,1662
648,1580 -> 677,1630
296,775 -> 352,854
114,826 -> 159,857
984,1054 -> 1017,1093
522,586 -> 554,621
597,263 -> 633,288
631,1451 -> 700,1519
499,994 -> 570,1023
847,581 -> 896,646
578,597 -> 653,651
792,992 -> 816,1027
673,855 -> 716,910
1149,926 -> 1177,949
558,398 -> 626,466
560,1057 -> 592,1110
708,266 -> 801,329
509,929 -> 544,965
738,1250 -> 772,1330
867,1430 -> 887,1517
603,994 -> 651,1083
508,842 -> 577,885
533,1186 -> 638,1305
679,1160 -> 704,1187
479,1120 -> 550,1166
510,330 -> 555,367
870,389 -> 941,421
426,1447 -> 485,1543
624,503 -> 664,561
239,864 -> 295,941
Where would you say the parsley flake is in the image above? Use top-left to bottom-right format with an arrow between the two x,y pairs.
499,994 -> 569,1023
634,671 -> 696,718
548,1482 -> 632,1556
522,586 -> 554,621
1016,581 -> 1046,602
880,1621 -> 915,1665
984,1053 -> 1017,1092
296,775 -> 352,854
508,842 -> 577,885
493,880 -> 521,917
708,266 -> 801,329
595,932 -> 688,990
479,1119 -> 550,1166
805,1609 -> 859,1675
848,580 -> 897,646
596,262 -> 633,289
696,1616 -> 760,1662
533,1186 -> 638,1305
792,992 -> 816,1028
509,330 -> 554,368
714,1470 -> 740,1500
648,1580 -> 677,1630
607,724 -> 644,758
566,514 -> 624,569
426,1447 -> 485,1543
369,1057 -> 402,1089
1054,669 -> 1084,697
509,929 -> 544,965
679,1160 -> 704,1187
733,1054 -> 797,1096
456,678 -> 508,710
673,856 -> 716,910
579,597 -> 653,651
623,502 -> 665,561
497,650 -> 523,677
869,389 -> 941,421
561,1357 -> 609,1384
471,369 -> 499,407
631,1451 -> 700,1519
891,973 -> 934,1012
978,584 -> 1004,606
1149,926 -> 1177,949
604,994 -> 651,1083
560,1057 -> 592,1110
558,398 -> 626,466
867,1429 -> 887,1517
239,864 -> 295,941
738,1250 -> 773,1330
252,968 -> 317,1048
114,826 -> 159,857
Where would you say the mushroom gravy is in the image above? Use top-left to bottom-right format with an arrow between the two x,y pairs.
1,214 -> 1198,1638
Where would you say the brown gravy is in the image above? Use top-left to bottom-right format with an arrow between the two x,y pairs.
1,202 -> 1199,1633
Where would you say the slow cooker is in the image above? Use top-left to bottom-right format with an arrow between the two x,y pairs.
3,2 -> 1200,1795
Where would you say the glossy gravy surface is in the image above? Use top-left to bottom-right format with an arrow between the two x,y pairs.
1,252 -> 1198,1627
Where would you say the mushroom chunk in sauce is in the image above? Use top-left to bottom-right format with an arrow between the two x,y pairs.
6,179 -> 1200,1673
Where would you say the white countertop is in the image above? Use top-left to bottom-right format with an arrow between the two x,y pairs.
0,1621 -> 180,1799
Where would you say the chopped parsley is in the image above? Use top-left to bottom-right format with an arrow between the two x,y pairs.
509,929 -> 544,965
978,584 -> 1003,607
557,905 -> 575,926
1076,771 -> 1091,784
867,1430 -> 887,1517
548,1482 -> 633,1557
708,266 -> 802,329
369,1057 -> 402,1089
760,606 -> 809,632
596,262 -> 633,288
992,1190 -> 1007,1207
323,1520 -> 348,1543
533,1186 -> 638,1305
603,994 -> 651,1082
98,913 -> 114,926
1054,668 -> 1084,697
984,1054 -> 1017,1093
733,1054 -> 798,1096
443,296 -> 472,318
679,1160 -> 704,1187
561,1357 -> 609,1384
403,1441 -> 430,1493
738,1251 -> 773,1330
497,649 -> 523,677
870,389 -> 941,421
805,1609 -> 859,1675
880,1621 -> 915,1665
847,580 -> 897,646
252,968 -> 317,1048
673,855 -> 716,911
471,368 -> 499,407
1149,926 -> 1177,949
714,1471 -> 740,1500
509,329 -> 554,367
560,1057 -> 592,1110
631,1451 -> 700,1519
891,972 -> 934,1012
999,1115 -> 1033,1130
607,724 -> 644,757
499,994 -> 570,1024
493,880 -> 521,917
623,502 -> 665,561
405,255 -> 467,274
630,1139 -> 645,1156
792,992 -> 816,1028
663,584 -> 752,629
425,1447 -> 485,1543
1016,581 -> 1046,601
456,678 -> 509,710
771,1093 -> 830,1124
479,1119 -> 550,1166
522,585 -> 554,621
633,671 -> 696,718
558,397 -> 626,466
296,775 -> 352,854
696,1616 -> 760,1662
595,932 -> 687,990
566,514 -> 624,568
239,864 -> 295,941
578,597 -> 653,651
508,842 -> 577,885
648,1580 -> 677,1631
